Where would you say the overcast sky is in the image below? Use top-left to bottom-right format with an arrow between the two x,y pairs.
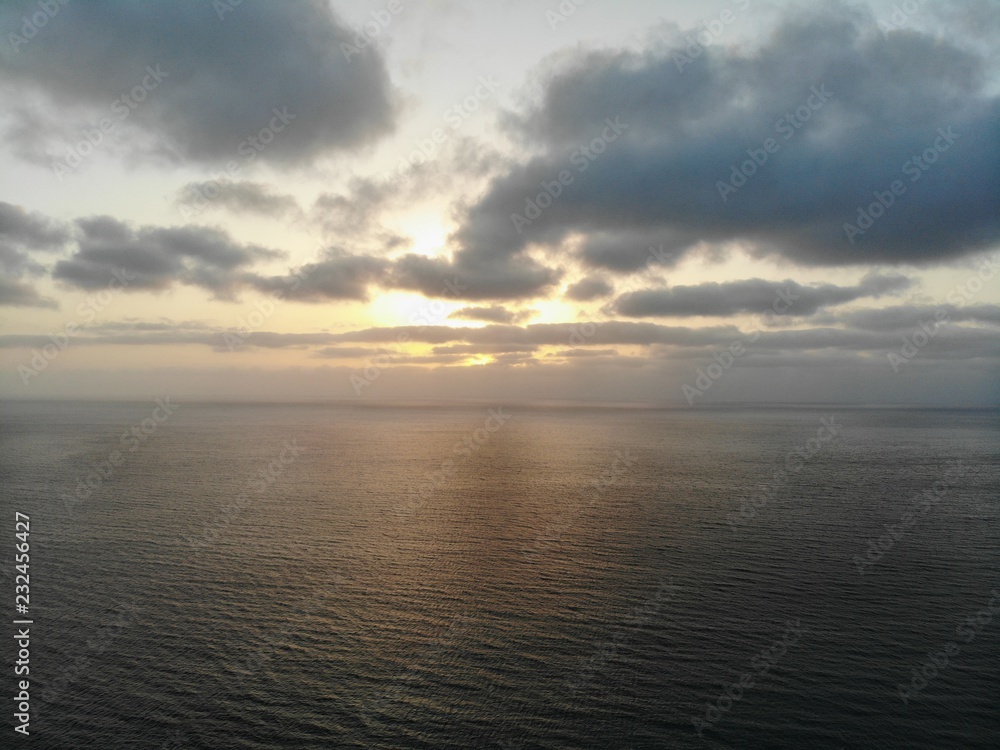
1,0 -> 997,405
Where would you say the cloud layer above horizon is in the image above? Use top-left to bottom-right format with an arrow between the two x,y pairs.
0,0 -> 997,404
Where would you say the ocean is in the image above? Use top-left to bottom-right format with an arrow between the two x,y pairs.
2,401 -> 998,749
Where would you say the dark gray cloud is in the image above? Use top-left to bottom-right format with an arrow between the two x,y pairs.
576,229 -> 696,272
448,305 -> 533,324
611,273 -> 911,318
0,201 -> 69,254
432,343 -> 539,355
389,252 -> 559,300
934,0 -> 1000,45
841,303 -> 1000,330
311,347 -> 386,359
0,200 -> 69,307
0,277 -> 56,308
323,321 -> 742,348
247,247 -> 388,302
749,325 -> 1000,361
319,321 -> 1000,362
1,200 -> 69,272
312,178 -> 394,237
564,276 -> 614,301
0,321 -> 734,349
5,202 -> 403,304
552,348 -> 620,358
453,3 -> 1000,273
0,0 -> 396,165
4,203 -> 388,303
86,319 -> 217,334
175,181 -> 301,218
387,354 -> 468,365
53,217 -> 282,294
2,319 -> 997,367
308,178 -> 413,252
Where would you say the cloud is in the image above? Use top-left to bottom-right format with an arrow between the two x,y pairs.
840,303 -> 1000,330
384,353 -> 469,365
313,321 -> 743,348
610,273 -> 912,318
86,319 -> 217,334
448,304 -> 534,324
175,181 -> 301,218
306,177 -> 415,253
452,3 -> 1000,272
247,247 -> 388,302
0,277 -> 57,308
552,348 -> 620,358
2,202 -> 419,305
0,200 -> 69,307
749,325 -> 1000,361
2,319 -> 997,370
0,321 -> 735,349
576,229 -> 693,272
0,201 -> 69,253
389,252 -> 559,300
312,178 -> 394,237
432,343 -> 539,355
311,346 -> 386,359
53,217 -> 282,295
0,200 -> 69,273
564,276 -> 614,301
2,203 -> 388,303
0,0 -> 396,166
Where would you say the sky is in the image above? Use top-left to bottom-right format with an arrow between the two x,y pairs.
0,0 -> 997,405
